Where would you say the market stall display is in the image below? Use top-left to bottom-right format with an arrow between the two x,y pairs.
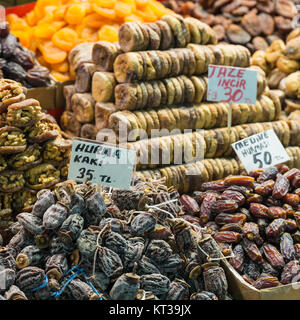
0,78 -> 71,237
2,0 -> 300,302
7,0 -> 174,82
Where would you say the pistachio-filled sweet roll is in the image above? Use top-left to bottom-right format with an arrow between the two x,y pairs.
0,79 -> 27,113
8,144 -> 42,171
25,163 -> 60,190
26,113 -> 61,143
0,126 -> 26,154
7,98 -> 42,127
0,170 -> 25,193
42,138 -> 72,167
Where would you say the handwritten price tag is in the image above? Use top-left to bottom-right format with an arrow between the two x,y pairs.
207,65 -> 257,105
68,138 -> 136,190
232,129 -> 290,173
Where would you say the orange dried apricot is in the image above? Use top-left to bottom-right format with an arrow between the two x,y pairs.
50,71 -> 71,82
125,14 -> 143,22
147,0 -> 169,17
51,61 -> 69,73
114,1 -> 133,18
34,21 -> 66,39
94,0 -> 117,8
91,4 -> 116,20
26,11 -> 38,26
65,4 -> 86,25
52,27 -> 78,51
39,41 -> 67,64
98,25 -> 119,42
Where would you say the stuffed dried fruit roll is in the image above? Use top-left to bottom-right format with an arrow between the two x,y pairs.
42,138 -> 72,167
0,170 -> 25,193
25,163 -> 60,191
6,99 -> 42,127
8,144 -> 42,171
0,126 -> 26,154
25,114 -> 61,144
0,79 -> 26,113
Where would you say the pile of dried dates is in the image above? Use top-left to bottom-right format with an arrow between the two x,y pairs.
0,21 -> 51,88
162,0 -> 298,53
182,165 -> 300,290
0,179 -> 232,300
0,79 -> 71,233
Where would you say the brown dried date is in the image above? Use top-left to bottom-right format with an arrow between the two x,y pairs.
220,223 -> 243,233
243,259 -> 260,280
260,259 -> 279,277
212,200 -> 238,213
265,219 -> 286,242
262,243 -> 285,269
284,193 -> 300,207
249,203 -> 269,219
247,193 -> 263,204
283,204 -> 295,218
201,180 -> 225,191
224,176 -> 255,189
213,231 -> 242,244
180,194 -> 200,216
281,260 -> 300,285
2,62 -> 27,83
255,180 -> 275,197
12,48 -> 34,70
280,233 -> 295,263
272,174 -> 290,199
1,34 -> 17,59
285,219 -> 298,233
229,244 -> 244,273
215,213 -> 246,226
294,244 -> 300,259
199,193 -> 218,224
242,238 -> 263,264
284,168 -> 300,181
257,166 -> 278,183
26,67 -> 51,88
243,222 -> 259,241
253,273 -> 281,289
268,207 -> 287,220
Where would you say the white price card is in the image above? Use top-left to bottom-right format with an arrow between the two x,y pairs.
232,129 -> 290,173
68,138 -> 136,190
207,65 -> 257,105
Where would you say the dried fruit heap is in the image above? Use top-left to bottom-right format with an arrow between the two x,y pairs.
0,79 -> 71,235
0,21 -> 51,88
61,15 -> 300,193
182,165 -> 300,290
250,28 -> 300,120
0,180 -> 232,300
162,0 -> 298,53
7,0 -> 174,82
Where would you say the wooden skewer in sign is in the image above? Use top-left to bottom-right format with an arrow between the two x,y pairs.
207,65 -> 257,133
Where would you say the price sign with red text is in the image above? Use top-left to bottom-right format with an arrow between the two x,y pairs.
207,65 -> 257,105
